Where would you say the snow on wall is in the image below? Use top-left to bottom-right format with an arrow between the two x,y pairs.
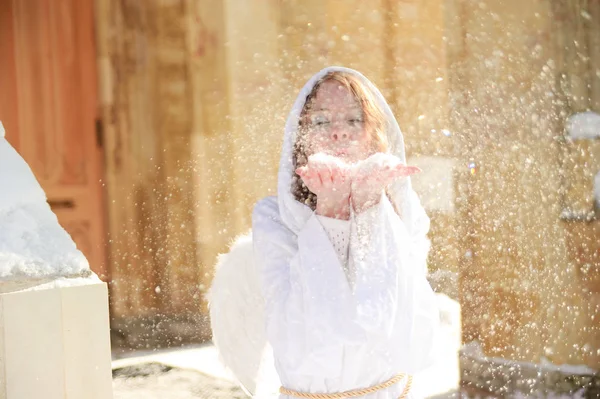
0,121 -> 91,281
566,111 -> 600,140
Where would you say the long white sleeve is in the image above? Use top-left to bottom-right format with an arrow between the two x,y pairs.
348,193 -> 440,374
252,197 -> 363,380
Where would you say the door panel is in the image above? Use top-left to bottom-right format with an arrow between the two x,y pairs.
0,0 -> 108,280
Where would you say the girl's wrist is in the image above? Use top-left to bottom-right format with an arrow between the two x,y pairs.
316,197 -> 350,220
351,191 -> 383,214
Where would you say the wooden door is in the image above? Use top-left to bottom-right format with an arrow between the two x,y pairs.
0,0 -> 108,280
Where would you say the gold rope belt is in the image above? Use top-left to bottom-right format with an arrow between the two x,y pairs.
279,373 -> 413,399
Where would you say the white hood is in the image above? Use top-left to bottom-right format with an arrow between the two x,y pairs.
277,66 -> 430,248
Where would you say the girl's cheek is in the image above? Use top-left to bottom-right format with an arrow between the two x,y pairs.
309,137 -> 330,153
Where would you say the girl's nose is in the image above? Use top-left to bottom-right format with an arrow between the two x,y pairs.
330,127 -> 348,141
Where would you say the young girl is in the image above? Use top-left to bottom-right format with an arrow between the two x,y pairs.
210,66 -> 439,399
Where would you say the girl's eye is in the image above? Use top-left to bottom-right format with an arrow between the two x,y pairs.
348,118 -> 363,125
312,118 -> 330,126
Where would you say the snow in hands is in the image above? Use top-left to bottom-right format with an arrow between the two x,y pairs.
296,152 -> 421,215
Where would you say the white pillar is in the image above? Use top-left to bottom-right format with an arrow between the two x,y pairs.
0,280 -> 114,399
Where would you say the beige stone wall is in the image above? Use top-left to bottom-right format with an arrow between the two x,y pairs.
446,0 -> 599,370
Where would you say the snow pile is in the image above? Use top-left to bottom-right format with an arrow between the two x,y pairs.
566,111 -> 600,140
461,341 -> 597,398
462,341 -> 596,375
0,122 -> 91,282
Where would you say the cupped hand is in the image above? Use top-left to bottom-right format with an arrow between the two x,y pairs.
296,154 -> 353,219
351,153 -> 421,213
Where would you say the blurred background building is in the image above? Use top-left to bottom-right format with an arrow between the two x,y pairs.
0,0 -> 598,396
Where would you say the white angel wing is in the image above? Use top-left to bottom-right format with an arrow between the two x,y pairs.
206,231 -> 281,398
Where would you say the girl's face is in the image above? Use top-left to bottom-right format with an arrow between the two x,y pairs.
302,80 -> 373,163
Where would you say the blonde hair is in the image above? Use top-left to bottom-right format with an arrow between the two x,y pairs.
291,72 -> 389,209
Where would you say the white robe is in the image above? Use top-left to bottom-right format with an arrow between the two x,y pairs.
252,195 -> 439,399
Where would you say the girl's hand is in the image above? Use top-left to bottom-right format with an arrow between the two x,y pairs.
351,153 -> 420,213
296,154 -> 352,219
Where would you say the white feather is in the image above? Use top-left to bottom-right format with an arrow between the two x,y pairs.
206,231 -> 281,398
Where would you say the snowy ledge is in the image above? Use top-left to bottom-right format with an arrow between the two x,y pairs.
0,273 -> 99,294
0,122 -> 92,287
